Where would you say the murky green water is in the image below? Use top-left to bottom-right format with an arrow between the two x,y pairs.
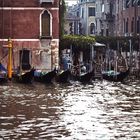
0,80 -> 140,140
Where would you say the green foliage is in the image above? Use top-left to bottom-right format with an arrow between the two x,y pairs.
60,35 -> 95,50
59,0 -> 66,39
60,35 -> 139,51
95,36 -> 139,50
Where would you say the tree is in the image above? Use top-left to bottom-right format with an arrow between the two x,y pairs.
59,0 -> 66,39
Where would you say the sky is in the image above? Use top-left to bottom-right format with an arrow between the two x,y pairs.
65,0 -> 78,6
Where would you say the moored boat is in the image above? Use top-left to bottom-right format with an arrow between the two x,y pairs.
72,70 -> 94,83
70,64 -> 94,83
34,69 -> 57,84
79,70 -> 94,83
101,50 -> 130,82
102,68 -> 129,82
56,69 -> 71,83
14,68 -> 35,83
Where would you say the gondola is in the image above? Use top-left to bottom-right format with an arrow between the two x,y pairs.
78,70 -> 94,83
70,64 -> 94,83
102,50 -> 130,82
56,69 -> 71,83
14,68 -> 35,83
0,63 -> 7,83
34,69 -> 57,84
102,68 -> 129,82
72,70 -> 94,83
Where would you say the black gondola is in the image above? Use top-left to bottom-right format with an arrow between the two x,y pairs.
56,69 -> 71,83
34,69 -> 57,84
0,72 -> 7,83
79,70 -> 94,83
72,70 -> 94,83
102,68 -> 129,82
14,68 -> 35,83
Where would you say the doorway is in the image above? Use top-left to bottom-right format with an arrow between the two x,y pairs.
19,49 -> 31,70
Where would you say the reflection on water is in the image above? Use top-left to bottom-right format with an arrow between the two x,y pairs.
0,80 -> 140,140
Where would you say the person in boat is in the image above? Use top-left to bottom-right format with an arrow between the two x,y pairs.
71,64 -> 80,76
81,65 -> 87,74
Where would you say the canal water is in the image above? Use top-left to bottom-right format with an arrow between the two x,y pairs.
0,80 -> 140,140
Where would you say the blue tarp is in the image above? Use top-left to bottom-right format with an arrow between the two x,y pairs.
0,63 -> 7,72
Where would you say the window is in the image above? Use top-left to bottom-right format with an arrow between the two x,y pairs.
41,10 -> 51,37
106,29 -> 109,36
90,23 -> 95,34
101,4 -> 104,12
126,0 -> 130,8
123,19 -> 125,33
126,18 -> 128,33
132,0 -> 135,6
137,18 -> 140,33
131,18 -> 134,32
88,7 -> 95,16
81,8 -> 84,18
138,0 -> 140,6
101,29 -> 104,36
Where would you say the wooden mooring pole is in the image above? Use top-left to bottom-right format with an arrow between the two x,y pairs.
7,38 -> 13,80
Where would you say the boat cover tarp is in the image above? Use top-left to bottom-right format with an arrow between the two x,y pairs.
0,63 -> 7,71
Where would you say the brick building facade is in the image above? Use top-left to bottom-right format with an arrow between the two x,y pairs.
0,0 -> 59,71
96,0 -> 140,37
115,0 -> 140,36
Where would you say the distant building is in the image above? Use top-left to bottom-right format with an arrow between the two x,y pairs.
96,0 -> 115,36
78,0 -> 96,35
114,0 -> 140,36
65,0 -> 96,36
0,0 -> 59,71
64,5 -> 81,35
96,0 -> 140,37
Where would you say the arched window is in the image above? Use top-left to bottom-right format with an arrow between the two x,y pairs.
41,10 -> 51,37
90,23 -> 95,34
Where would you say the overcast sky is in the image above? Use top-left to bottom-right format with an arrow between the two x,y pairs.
65,0 -> 78,6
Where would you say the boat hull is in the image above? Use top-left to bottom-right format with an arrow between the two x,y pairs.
102,69 -> 129,82
0,77 -> 7,83
72,71 -> 94,83
34,69 -> 57,83
14,68 -> 35,83
56,70 -> 71,83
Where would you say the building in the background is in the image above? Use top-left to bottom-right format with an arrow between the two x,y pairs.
0,0 -> 59,71
64,5 -> 81,35
96,0 -> 115,36
96,0 -> 140,37
65,0 -> 96,36
78,0 -> 96,35
114,0 -> 140,36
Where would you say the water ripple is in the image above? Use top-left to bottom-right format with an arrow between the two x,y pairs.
0,80 -> 140,139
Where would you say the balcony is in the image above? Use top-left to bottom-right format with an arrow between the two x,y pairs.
39,0 -> 54,4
